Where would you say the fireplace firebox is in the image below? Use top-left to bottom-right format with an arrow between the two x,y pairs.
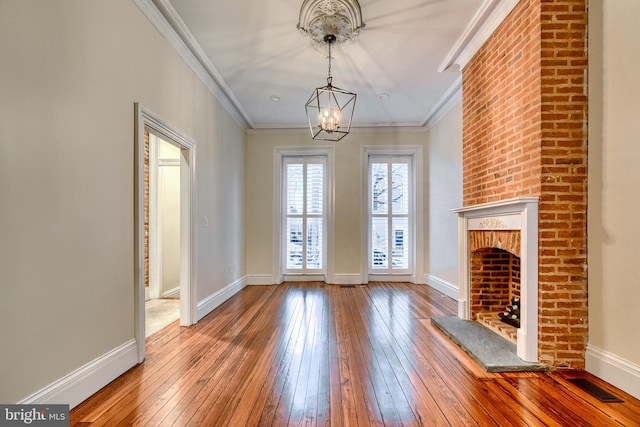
453,197 -> 539,362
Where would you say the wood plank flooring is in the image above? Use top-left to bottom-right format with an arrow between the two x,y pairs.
70,282 -> 640,426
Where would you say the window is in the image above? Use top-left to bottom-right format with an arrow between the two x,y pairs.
369,156 -> 412,274
283,156 -> 326,273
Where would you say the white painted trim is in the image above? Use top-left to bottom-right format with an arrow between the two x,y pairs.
361,146 -> 425,285
369,274 -> 417,283
132,0 -> 466,132
282,274 -> 327,282
161,287 -> 180,298
332,274 -> 364,285
248,126 -> 429,136
246,275 -> 281,285
178,136 -> 197,328
423,77 -> 463,129
425,274 -> 459,299
131,0 -> 250,129
273,146 -> 336,283
247,274 -> 363,285
135,103 -> 198,364
453,197 -> 539,362
251,122 -> 430,130
19,340 -> 137,409
586,344 -> 640,400
438,0 -> 520,72
196,277 -> 248,321
452,197 -> 540,214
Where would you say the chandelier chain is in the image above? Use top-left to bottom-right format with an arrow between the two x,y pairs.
327,42 -> 333,85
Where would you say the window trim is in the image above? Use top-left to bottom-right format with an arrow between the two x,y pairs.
361,146 -> 424,284
274,146 -> 335,283
369,156 -> 413,274
282,156 -> 327,274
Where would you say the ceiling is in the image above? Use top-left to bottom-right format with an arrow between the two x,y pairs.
152,0 -> 485,130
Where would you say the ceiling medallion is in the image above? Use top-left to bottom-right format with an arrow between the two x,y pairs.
297,0 -> 366,52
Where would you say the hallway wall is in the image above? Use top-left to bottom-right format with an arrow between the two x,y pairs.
0,0 -> 245,405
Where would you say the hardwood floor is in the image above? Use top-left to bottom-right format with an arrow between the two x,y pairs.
70,282 -> 640,426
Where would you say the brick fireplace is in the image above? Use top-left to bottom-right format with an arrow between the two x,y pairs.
454,198 -> 538,362
456,0 -> 588,368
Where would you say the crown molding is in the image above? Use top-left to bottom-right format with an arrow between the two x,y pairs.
438,0 -> 519,72
247,125 -> 428,136
133,0 -> 473,133
132,0 -> 252,130
422,77 -> 462,130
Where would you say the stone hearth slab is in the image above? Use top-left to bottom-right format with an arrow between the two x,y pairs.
431,316 -> 547,372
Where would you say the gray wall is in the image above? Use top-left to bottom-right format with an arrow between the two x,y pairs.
587,0 -> 640,398
425,99 -> 463,294
0,0 -> 245,404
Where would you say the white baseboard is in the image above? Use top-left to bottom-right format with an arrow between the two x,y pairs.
196,277 -> 247,321
162,286 -> 180,298
19,339 -> 138,409
248,273 -> 363,285
368,274 -> 417,283
425,274 -> 459,299
331,274 -> 363,285
586,344 -> 640,400
246,274 -> 280,285
282,274 -> 327,282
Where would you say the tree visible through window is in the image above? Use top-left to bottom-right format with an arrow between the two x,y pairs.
370,157 -> 411,273
283,157 -> 325,273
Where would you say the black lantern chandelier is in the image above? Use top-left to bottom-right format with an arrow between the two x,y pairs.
298,0 -> 364,141
304,34 -> 356,141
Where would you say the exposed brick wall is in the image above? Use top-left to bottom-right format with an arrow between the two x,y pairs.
462,0 -> 542,204
462,0 -> 587,368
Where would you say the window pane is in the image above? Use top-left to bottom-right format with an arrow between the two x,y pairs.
391,217 -> 409,269
283,157 -> 327,273
287,164 -> 303,215
391,163 -> 409,214
371,163 -> 388,215
371,217 -> 388,269
306,163 -> 323,215
368,155 -> 413,274
306,218 -> 323,269
287,217 -> 303,269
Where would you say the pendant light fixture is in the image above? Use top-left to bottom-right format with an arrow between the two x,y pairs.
304,34 -> 356,141
298,0 -> 364,141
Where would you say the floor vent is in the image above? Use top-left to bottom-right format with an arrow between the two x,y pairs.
340,285 -> 356,288
567,378 -> 623,402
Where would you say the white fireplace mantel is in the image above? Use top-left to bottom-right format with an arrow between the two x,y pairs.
452,197 -> 539,362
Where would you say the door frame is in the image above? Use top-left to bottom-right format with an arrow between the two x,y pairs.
134,103 -> 197,363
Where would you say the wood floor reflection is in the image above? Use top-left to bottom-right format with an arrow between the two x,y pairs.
70,282 -> 640,426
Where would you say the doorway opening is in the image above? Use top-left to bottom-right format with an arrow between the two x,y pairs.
145,132 -> 181,337
134,103 -> 196,363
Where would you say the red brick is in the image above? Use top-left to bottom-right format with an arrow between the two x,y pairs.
462,0 -> 587,368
